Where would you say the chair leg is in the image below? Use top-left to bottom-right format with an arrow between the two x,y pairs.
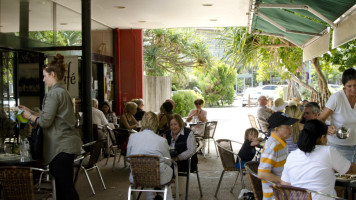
128,186 -> 132,200
95,165 -> 106,190
208,138 -> 210,153
214,170 -> 225,197
230,171 -> 240,193
213,139 -> 219,158
51,175 -> 56,200
82,167 -> 96,195
196,171 -> 203,197
112,148 -> 118,171
163,185 -> 168,200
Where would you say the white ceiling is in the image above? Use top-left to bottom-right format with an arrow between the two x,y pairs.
0,0 -> 250,32
55,0 -> 250,29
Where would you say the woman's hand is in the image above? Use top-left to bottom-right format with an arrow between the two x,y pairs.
328,126 -> 337,135
18,105 -> 30,112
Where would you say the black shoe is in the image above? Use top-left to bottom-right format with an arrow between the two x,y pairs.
154,194 -> 163,200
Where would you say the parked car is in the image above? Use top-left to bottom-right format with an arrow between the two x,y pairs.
242,85 -> 280,107
242,88 -> 259,107
328,84 -> 342,94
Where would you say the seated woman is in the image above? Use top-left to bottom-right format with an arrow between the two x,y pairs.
186,99 -> 207,123
132,98 -> 145,121
119,102 -> 139,131
158,101 -> 174,134
236,128 -> 262,169
100,101 -> 117,124
127,111 -> 173,200
186,99 -> 207,136
284,105 -> 302,153
281,119 -> 356,199
165,114 -> 197,196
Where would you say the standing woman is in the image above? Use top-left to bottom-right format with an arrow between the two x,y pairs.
20,54 -> 82,200
319,68 -> 356,162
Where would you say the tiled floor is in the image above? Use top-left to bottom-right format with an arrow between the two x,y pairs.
76,150 -> 253,200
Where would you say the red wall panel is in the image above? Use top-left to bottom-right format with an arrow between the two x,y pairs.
114,29 -> 143,115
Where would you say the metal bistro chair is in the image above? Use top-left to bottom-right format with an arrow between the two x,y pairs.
244,161 -> 263,200
189,122 -> 206,157
272,184 -> 345,200
179,137 -> 204,200
0,166 -> 56,200
80,139 -> 107,195
203,121 -> 219,157
114,128 -> 131,168
103,125 -> 121,171
127,155 -> 179,200
215,139 -> 245,197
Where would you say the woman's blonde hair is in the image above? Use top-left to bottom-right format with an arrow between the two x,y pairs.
244,128 -> 259,140
285,105 -> 302,143
141,111 -> 159,132
125,102 -> 137,114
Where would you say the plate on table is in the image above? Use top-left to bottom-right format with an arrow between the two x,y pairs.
0,154 -> 21,161
335,173 -> 356,182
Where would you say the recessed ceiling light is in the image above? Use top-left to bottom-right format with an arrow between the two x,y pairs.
209,19 -> 218,21
202,4 -> 213,6
115,6 -> 126,9
60,23 -> 68,25
138,21 -> 146,23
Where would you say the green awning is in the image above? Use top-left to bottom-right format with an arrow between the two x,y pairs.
249,0 -> 356,48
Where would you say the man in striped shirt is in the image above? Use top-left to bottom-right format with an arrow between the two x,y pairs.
258,112 -> 298,200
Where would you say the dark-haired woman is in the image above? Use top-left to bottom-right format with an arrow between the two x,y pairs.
319,68 -> 356,163
100,101 -> 117,124
158,101 -> 174,134
20,54 -> 82,200
281,120 -> 356,200
186,99 -> 207,123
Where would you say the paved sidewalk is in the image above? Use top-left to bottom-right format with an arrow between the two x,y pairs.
76,147 -> 253,200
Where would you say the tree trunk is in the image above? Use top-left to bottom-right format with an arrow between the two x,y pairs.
311,58 -> 331,108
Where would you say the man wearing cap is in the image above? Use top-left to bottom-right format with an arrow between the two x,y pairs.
256,96 -> 273,133
258,112 -> 298,200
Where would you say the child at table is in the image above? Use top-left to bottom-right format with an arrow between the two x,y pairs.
236,128 -> 262,169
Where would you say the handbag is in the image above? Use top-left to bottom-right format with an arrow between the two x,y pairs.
30,117 -> 43,160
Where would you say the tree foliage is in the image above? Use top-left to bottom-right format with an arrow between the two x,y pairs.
143,29 -> 213,76
172,90 -> 203,117
196,62 -> 236,106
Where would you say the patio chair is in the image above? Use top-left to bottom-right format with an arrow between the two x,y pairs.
190,122 -> 207,157
203,121 -> 219,157
80,139 -> 107,195
272,184 -> 312,200
0,166 -> 55,200
103,125 -> 121,171
114,128 -> 130,168
215,139 -> 245,197
248,114 -> 259,130
127,155 -> 179,200
244,161 -> 263,200
178,137 -> 204,200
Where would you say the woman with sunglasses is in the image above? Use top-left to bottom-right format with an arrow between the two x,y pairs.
186,98 -> 207,123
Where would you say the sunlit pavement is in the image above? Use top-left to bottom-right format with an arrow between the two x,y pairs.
76,99 -> 257,199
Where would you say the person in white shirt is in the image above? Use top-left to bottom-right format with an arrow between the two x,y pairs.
92,98 -> 108,127
319,68 -> 356,163
281,119 -> 356,200
127,111 -> 173,200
